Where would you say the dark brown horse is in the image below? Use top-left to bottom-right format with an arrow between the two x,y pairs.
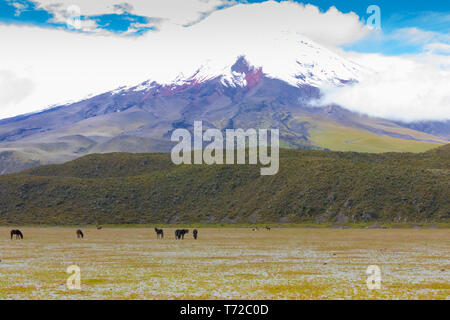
175,229 -> 189,240
193,229 -> 198,240
96,226 -> 102,230
76,229 -> 84,239
10,229 -> 23,240
154,228 -> 164,239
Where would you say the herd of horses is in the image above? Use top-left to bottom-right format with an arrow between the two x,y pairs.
9,226 -> 270,240
8,228 -> 199,240
155,228 -> 198,240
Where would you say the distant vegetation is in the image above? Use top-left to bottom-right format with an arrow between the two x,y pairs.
0,145 -> 448,225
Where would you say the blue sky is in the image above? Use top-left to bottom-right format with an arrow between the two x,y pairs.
0,0 -> 158,32
0,0 -> 449,55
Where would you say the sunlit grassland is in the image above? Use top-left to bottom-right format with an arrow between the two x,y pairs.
307,120 -> 442,153
0,228 -> 448,299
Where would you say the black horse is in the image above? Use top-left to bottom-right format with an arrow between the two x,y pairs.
76,229 -> 84,239
265,226 -> 271,231
10,229 -> 23,240
193,229 -> 198,240
154,228 -> 164,239
175,229 -> 189,240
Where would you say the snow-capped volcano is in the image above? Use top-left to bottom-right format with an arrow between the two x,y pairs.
114,34 -> 366,95
0,34 -> 447,174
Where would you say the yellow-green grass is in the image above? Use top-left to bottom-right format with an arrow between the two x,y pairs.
366,121 -> 449,145
0,228 -> 448,300
307,120 -> 443,153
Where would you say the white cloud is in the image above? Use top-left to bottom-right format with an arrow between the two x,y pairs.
30,0 -> 229,31
0,1 -> 371,119
320,52 -> 450,122
424,42 -> 450,54
28,0 -> 370,40
390,27 -> 450,45
9,1 -> 28,16
0,71 -> 34,111
0,25 -> 157,119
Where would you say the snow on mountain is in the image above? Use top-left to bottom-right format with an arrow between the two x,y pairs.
236,35 -> 368,87
111,34 -> 368,95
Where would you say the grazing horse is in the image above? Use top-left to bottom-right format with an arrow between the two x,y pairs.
265,226 -> 271,231
193,229 -> 198,240
76,229 -> 84,239
10,229 -> 23,240
175,229 -> 189,240
96,226 -> 102,230
154,228 -> 164,239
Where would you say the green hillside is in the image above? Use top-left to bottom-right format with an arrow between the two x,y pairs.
0,145 -> 448,225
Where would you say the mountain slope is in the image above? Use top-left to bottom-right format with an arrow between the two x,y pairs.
395,120 -> 450,140
0,146 -> 448,225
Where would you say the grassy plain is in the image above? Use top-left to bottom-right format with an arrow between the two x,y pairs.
307,120 -> 443,153
0,227 -> 448,300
